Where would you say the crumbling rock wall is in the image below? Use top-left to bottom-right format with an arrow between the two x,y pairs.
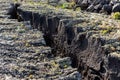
7,3 -> 120,80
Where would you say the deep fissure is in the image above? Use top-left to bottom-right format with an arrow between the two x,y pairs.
6,3 -> 120,80
6,4 -> 106,80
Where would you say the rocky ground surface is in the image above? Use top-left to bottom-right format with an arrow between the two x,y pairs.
0,0 -> 81,80
1,0 -> 120,80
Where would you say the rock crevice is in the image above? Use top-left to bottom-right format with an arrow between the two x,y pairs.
7,3 -> 120,80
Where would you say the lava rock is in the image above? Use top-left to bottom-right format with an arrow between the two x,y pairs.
7,3 -> 21,19
87,4 -> 95,12
74,0 -> 90,10
94,3 -> 103,13
101,4 -> 112,14
112,3 -> 120,12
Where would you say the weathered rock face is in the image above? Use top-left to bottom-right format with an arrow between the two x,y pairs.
7,2 -> 120,80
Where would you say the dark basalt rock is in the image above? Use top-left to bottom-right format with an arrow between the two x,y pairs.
94,3 -> 103,13
107,53 -> 120,80
7,3 -> 21,19
101,4 -> 112,14
73,0 -> 90,10
7,3 -> 120,80
47,0 -> 120,14
87,4 -> 95,12
73,0 -> 120,14
7,4 -> 60,46
18,11 -> 60,46
53,20 -> 108,79
112,3 -> 120,12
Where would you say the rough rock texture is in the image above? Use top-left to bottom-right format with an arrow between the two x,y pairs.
13,0 -> 120,80
47,0 -> 120,14
0,0 -> 80,80
4,0 -> 120,80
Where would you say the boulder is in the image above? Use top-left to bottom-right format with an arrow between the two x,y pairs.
101,4 -> 112,14
87,4 -> 95,12
112,3 -> 120,12
74,0 -> 90,10
7,3 -> 21,19
81,0 -> 90,10
94,3 -> 103,13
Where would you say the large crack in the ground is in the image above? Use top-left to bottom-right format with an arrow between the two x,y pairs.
7,3 -> 120,80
